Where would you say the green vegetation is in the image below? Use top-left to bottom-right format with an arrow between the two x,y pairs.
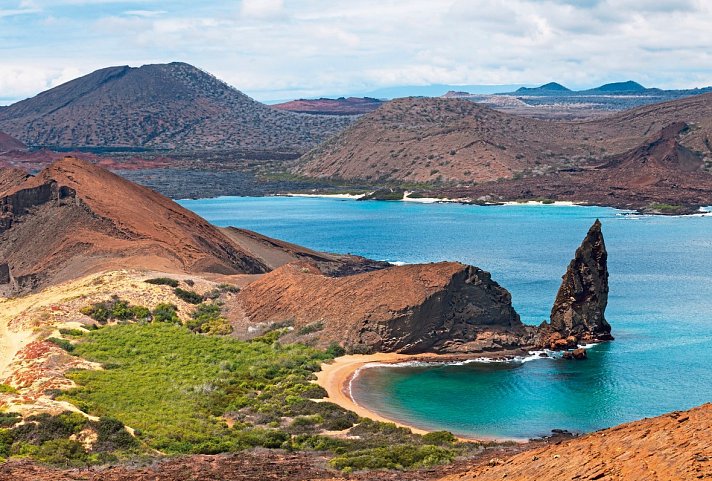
0,411 -> 138,466
151,303 -> 180,323
297,322 -> 324,336
648,202 -> 685,214
58,328 -> 86,337
144,277 -> 180,288
0,384 -> 18,395
80,296 -> 151,323
52,323 -> 468,471
186,303 -> 232,335
173,287 -> 204,304
47,337 -> 75,352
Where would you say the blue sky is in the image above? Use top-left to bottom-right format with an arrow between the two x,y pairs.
1,0 -> 711,103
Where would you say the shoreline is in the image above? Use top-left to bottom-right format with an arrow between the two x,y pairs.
314,352 -> 531,443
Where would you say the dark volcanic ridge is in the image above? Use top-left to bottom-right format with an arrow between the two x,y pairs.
0,62 -> 353,153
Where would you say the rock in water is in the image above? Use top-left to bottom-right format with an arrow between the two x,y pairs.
547,219 -> 613,344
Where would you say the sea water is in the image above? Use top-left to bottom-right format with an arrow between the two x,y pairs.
179,196 -> 712,439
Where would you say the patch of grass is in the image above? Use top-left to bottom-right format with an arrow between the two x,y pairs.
648,202 -> 685,214
174,288 -> 204,304
144,277 -> 179,288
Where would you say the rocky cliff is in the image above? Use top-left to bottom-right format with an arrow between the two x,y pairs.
232,261 -> 527,354
538,219 -> 613,348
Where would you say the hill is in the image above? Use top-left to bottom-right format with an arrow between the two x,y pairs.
295,93 -> 712,210
585,80 -> 647,93
0,63 -> 353,153
0,132 -> 26,153
514,82 -> 571,94
271,97 -> 384,115
0,157 -> 381,293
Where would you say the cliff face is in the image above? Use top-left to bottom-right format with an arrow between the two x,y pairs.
538,219 -> 613,348
232,261 -> 527,354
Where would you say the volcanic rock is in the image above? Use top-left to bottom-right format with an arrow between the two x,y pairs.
0,131 -> 27,152
538,220 -> 612,347
231,261 -> 526,354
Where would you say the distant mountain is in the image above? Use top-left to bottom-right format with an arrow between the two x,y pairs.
271,97 -> 384,115
514,82 -> 571,94
295,93 -> 712,211
584,80 -> 647,93
354,84 -> 529,99
0,62 -> 353,153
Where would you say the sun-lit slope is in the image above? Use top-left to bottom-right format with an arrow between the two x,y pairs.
440,403 -> 712,481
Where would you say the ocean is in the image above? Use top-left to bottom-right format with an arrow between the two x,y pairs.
179,196 -> 712,439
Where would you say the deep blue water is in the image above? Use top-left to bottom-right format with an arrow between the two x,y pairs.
179,196 -> 712,439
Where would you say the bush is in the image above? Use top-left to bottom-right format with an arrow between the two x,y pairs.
34,438 -> 91,466
59,328 -> 86,337
422,431 -> 457,446
174,288 -> 204,304
12,412 -> 87,445
297,322 -> 324,336
48,337 -> 74,352
326,342 -> 346,358
187,303 -> 232,335
90,417 -> 138,452
0,384 -> 18,394
80,297 -> 151,324
0,412 -> 20,428
152,303 -> 180,323
144,277 -> 179,288
0,428 -> 12,458
329,444 -> 455,471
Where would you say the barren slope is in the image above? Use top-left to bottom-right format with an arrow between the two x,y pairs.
440,403 -> 712,481
296,93 -> 712,185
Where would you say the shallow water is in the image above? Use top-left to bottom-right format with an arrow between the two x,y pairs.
179,197 -> 712,439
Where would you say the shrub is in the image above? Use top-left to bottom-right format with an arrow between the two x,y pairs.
34,438 -> 91,466
174,288 -> 204,304
422,431 -> 457,446
0,384 -> 18,394
80,297 -> 151,324
48,337 -> 74,352
144,277 -> 179,288
187,303 -> 232,335
59,328 -> 85,337
329,444 -> 455,471
152,303 -> 180,323
0,412 -> 20,428
11,412 -> 87,445
130,306 -> 151,321
297,322 -> 324,336
0,428 -> 12,458
90,417 -> 138,452
326,342 -> 346,358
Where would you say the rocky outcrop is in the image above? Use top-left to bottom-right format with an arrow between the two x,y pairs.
232,261 -> 527,354
538,219 -> 613,347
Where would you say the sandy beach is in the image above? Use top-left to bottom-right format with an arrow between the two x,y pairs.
315,353 -> 529,442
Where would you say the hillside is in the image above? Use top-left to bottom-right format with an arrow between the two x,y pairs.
0,63 -> 353,153
0,157 -> 380,293
271,97 -> 384,115
440,403 -> 712,481
0,132 -> 26,153
295,94 -> 712,209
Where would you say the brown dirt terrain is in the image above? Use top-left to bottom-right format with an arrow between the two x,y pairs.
0,131 -> 26,152
440,403 -> 712,481
440,122 -> 712,213
296,94 -> 712,210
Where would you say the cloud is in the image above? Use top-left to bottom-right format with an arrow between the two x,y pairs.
0,0 -> 711,102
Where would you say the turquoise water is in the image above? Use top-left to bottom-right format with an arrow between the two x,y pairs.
179,197 -> 712,439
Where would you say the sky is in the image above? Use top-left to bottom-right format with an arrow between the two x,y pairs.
1,0 -> 711,103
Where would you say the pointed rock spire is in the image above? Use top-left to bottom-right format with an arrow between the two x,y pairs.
548,219 -> 613,344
